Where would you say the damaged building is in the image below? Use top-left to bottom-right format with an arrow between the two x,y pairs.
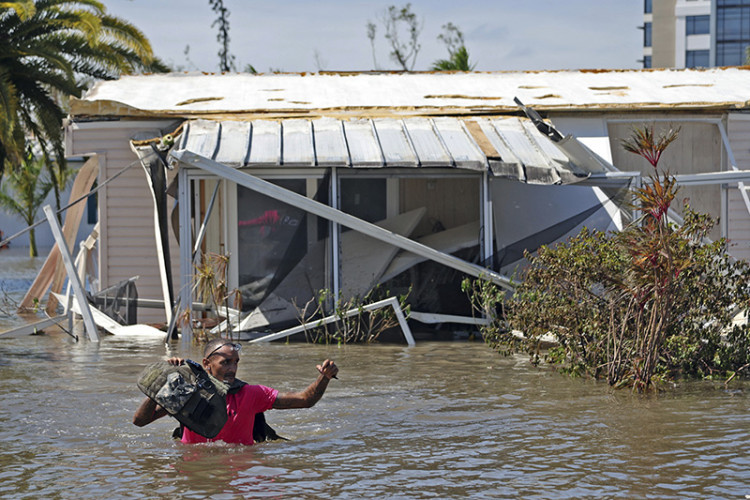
60,68 -> 750,341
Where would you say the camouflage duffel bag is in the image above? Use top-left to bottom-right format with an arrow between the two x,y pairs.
137,359 -> 228,438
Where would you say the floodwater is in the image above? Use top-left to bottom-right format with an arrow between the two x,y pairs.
1,249 -> 749,499
0,247 -> 47,332
0,337 -> 747,499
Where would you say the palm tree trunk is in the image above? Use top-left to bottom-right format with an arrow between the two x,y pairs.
28,228 -> 37,257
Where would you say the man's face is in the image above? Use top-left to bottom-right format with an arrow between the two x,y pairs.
202,345 -> 240,384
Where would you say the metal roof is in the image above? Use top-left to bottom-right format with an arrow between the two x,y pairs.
73,68 -> 750,119
174,116 -> 589,184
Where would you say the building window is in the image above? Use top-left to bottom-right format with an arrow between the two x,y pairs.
686,15 -> 711,35
643,55 -> 652,68
717,7 -> 747,40
717,2 -> 750,65
340,178 -> 387,226
686,49 -> 710,67
87,187 -> 98,224
644,0 -> 652,14
644,22 -> 652,47
716,41 -> 750,64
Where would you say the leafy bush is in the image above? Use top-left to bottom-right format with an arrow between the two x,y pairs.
293,286 -> 411,345
465,126 -> 750,390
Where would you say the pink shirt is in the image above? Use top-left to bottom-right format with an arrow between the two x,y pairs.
181,384 -> 278,445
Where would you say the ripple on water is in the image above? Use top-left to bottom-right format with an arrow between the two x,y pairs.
0,338 -> 747,498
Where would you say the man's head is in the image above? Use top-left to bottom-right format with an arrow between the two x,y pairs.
202,338 -> 242,384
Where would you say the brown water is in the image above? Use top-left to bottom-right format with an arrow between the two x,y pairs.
0,334 -> 748,499
1,249 -> 749,498
0,247 -> 46,332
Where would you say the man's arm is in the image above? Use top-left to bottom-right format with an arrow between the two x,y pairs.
132,357 -> 184,426
133,397 -> 169,426
272,359 -> 338,409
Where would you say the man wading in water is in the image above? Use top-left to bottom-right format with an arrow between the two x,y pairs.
133,338 -> 338,445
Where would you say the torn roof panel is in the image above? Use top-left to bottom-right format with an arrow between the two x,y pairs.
247,120 -> 281,164
432,118 -> 486,171
173,116 -> 600,184
72,68 -> 750,119
373,119 -> 418,167
402,118 -> 452,167
312,118 -> 349,166
343,119 -> 383,168
282,119 -> 315,166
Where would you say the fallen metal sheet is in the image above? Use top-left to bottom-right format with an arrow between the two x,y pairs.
54,292 -> 165,337
341,207 -> 426,296
408,311 -> 490,326
246,297 -> 415,346
380,220 -> 480,283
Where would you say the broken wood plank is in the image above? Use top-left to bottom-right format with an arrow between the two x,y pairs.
0,315 -> 67,338
19,156 -> 99,312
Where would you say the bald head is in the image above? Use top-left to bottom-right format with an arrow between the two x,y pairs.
203,338 -> 234,358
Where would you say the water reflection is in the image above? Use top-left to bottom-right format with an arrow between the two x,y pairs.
0,247 -> 49,331
0,335 -> 747,498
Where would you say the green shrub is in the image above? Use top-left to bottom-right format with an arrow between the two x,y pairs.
465,126 -> 750,390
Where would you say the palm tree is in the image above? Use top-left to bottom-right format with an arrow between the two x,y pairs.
430,22 -> 476,71
0,0 -> 168,183
0,147 -> 54,256
431,46 -> 475,71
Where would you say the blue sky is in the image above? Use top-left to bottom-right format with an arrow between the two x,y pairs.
105,0 -> 644,73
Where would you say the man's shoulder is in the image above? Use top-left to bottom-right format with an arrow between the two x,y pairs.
232,383 -> 275,396
234,383 -> 278,409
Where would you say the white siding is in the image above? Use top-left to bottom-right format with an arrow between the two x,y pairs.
727,115 -> 750,262
67,120 -> 181,325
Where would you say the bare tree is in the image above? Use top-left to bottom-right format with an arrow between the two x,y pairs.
313,49 -> 328,72
367,3 -> 422,71
208,0 -> 236,72
366,21 -> 380,69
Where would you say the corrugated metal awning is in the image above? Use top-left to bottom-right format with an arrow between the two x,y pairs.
174,116 -> 593,184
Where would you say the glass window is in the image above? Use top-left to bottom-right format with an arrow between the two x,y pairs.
717,7 -> 744,40
235,178 -> 330,316
87,186 -> 98,224
717,41 -> 750,64
717,3 -> 750,64
644,0 -> 652,14
686,49 -> 710,67
643,55 -> 652,69
340,178 -> 387,226
644,22 -> 652,47
686,15 -> 710,35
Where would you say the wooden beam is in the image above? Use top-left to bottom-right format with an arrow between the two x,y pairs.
0,315 -> 67,338
19,156 -> 98,311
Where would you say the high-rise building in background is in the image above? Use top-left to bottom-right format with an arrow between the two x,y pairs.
642,0 -> 750,68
